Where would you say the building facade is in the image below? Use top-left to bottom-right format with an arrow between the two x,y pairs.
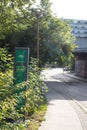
70,19 -> 87,78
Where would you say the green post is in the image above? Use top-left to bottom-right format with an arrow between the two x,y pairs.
14,47 -> 30,114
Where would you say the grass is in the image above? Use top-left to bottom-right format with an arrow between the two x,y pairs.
27,99 -> 47,130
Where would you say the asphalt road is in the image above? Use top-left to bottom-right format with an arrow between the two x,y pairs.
41,68 -> 87,129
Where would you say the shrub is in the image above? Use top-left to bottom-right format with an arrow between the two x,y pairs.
0,55 -> 48,130
0,48 -> 13,72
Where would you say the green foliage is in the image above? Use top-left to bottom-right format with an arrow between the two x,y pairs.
15,58 -> 48,114
40,16 -> 76,66
40,0 -> 52,16
0,70 -> 22,129
0,52 -> 47,130
0,48 -> 13,72
0,0 -> 76,68
0,0 -> 35,39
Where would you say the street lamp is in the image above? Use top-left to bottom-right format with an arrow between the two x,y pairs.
35,9 -> 41,61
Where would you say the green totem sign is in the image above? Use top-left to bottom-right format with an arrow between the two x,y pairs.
14,47 -> 29,84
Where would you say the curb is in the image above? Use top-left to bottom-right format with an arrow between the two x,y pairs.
63,72 -> 87,113
63,72 -> 87,82
73,99 -> 87,114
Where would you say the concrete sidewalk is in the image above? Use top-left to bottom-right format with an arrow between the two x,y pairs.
39,72 -> 83,130
39,90 -> 82,130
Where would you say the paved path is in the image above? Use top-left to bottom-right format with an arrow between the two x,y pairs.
39,68 -> 82,130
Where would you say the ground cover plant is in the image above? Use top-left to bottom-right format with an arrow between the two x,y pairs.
0,48 -> 48,130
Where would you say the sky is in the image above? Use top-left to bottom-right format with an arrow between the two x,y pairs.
36,0 -> 87,20
50,0 -> 87,20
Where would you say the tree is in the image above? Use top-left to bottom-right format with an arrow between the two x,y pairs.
0,0 -> 35,39
39,15 -> 76,66
0,0 -> 76,67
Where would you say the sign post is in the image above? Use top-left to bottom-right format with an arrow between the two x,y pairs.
14,47 -> 29,84
14,47 -> 30,118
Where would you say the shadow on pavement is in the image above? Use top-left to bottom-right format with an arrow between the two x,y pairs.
45,80 -> 87,102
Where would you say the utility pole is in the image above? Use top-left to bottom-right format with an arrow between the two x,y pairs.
35,9 -> 41,62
